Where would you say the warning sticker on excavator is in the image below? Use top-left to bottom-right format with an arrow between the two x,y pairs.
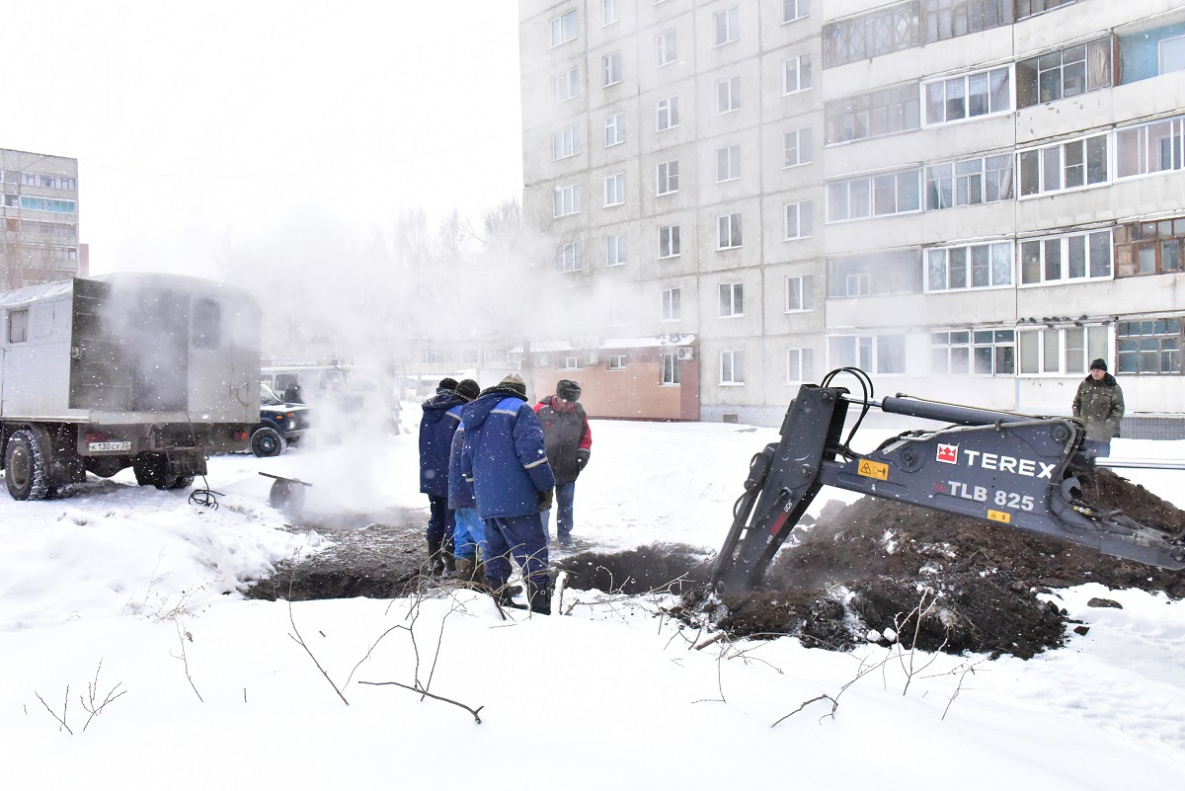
858,459 -> 889,481
987,509 -> 1011,523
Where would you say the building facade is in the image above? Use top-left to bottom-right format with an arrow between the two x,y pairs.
519,0 -> 1185,432
0,148 -> 80,291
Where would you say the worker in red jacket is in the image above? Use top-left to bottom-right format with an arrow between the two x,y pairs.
533,379 -> 592,547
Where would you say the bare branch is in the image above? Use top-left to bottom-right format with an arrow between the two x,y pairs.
358,680 -> 484,724
34,688 -> 73,735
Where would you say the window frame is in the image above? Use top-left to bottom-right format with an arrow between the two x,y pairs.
552,125 -> 581,161
604,113 -> 625,147
1019,229 -> 1112,286
925,240 -> 1013,292
602,51 -> 623,87
720,349 -> 745,385
1116,318 -> 1182,375
658,224 -> 681,259
1017,134 -> 1109,197
714,6 -> 740,47
553,183 -> 581,217
1018,324 -> 1109,376
604,233 -> 627,267
783,201 -> 813,240
782,54 -> 812,95
785,274 -> 815,312
717,213 -> 743,250
782,0 -> 810,25
715,144 -> 741,183
715,76 -> 741,114
656,160 -> 680,196
718,282 -> 744,317
604,172 -> 625,207
552,66 -> 581,103
661,351 -> 682,385
656,96 -> 680,131
786,346 -> 815,383
827,168 -> 922,222
783,127 -> 813,168
661,287 -> 682,321
923,66 -> 1011,125
656,28 -> 678,66
555,240 -> 584,273
549,10 -> 578,48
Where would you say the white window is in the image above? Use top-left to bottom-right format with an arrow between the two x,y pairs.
784,201 -> 812,240
553,67 -> 580,102
602,0 -> 620,26
783,127 -> 812,168
553,183 -> 581,217
782,0 -> 810,24
555,240 -> 584,273
657,96 -> 680,130
603,51 -> 622,87
830,334 -> 907,374
604,172 -> 625,207
656,160 -> 679,195
661,351 -> 681,385
718,282 -> 744,316
604,113 -> 625,147
1018,135 -> 1108,196
659,225 -> 681,258
608,354 -> 627,370
926,242 -> 1013,291
827,168 -> 922,221
662,287 -> 681,320
558,355 -> 582,370
714,7 -> 740,46
787,347 -> 815,383
1019,230 -> 1112,285
924,68 -> 1010,125
605,234 -> 626,267
925,154 -> 1014,209
715,144 -> 741,182
931,330 -> 1018,376
785,274 -> 815,312
657,29 -> 677,66
1115,116 -> 1184,179
1161,35 -> 1185,74
550,10 -> 578,47
1019,325 -> 1109,376
717,213 -> 743,250
552,125 -> 581,160
716,76 -> 740,114
782,55 -> 812,94
720,350 -> 745,384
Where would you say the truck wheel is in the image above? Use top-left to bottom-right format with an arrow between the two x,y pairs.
251,427 -> 286,457
4,429 -> 51,501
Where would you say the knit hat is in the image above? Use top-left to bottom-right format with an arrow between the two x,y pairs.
500,373 -> 527,397
556,379 -> 582,402
1089,358 -> 1107,372
438,377 -> 458,391
455,379 -> 480,401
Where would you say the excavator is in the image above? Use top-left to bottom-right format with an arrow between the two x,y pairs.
712,368 -> 1185,594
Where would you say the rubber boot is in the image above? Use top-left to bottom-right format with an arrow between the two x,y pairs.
454,557 -> 475,584
527,583 -> 554,616
426,537 -> 445,577
442,547 -> 456,575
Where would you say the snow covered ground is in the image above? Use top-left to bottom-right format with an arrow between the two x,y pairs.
1,418 -> 1183,789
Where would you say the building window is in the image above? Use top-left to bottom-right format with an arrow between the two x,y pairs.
555,240 -> 584,273
1019,325 -> 1108,375
1019,230 -> 1111,285
553,67 -> 581,103
656,96 -> 680,131
926,154 -> 1013,209
782,55 -> 812,95
602,52 -> 623,87
787,347 -> 814,383
926,241 -> 1012,291
662,287 -> 681,320
656,160 -> 679,195
717,213 -> 743,250
602,0 -> 620,25
783,0 -> 810,24
1016,38 -> 1111,108
922,0 -> 1012,43
1018,135 -> 1108,196
718,282 -> 744,317
605,233 -> 627,267
1115,116 -> 1184,179
550,10 -> 578,47
659,225 -> 681,258
553,184 -> 581,217
1114,218 -> 1185,276
657,29 -> 677,66
716,76 -> 740,114
558,356 -> 582,371
714,7 -> 740,46
715,144 -> 741,182
605,113 -> 625,146
7,308 -> 29,344
608,354 -> 627,370
822,2 -> 920,69
661,352 -> 681,385
1116,318 -> 1181,375
827,249 -> 921,298
830,334 -> 907,374
785,274 -> 815,312
17,196 -> 77,214
26,173 -> 77,191
552,125 -> 581,160
973,330 -> 1014,375
924,67 -> 1010,124
828,168 -> 922,222
930,331 -> 970,374
824,83 -> 921,144
783,127 -> 813,168
784,201 -> 813,240
1161,35 -> 1185,73
720,350 -> 745,384
604,173 -> 625,207
1016,0 -> 1081,21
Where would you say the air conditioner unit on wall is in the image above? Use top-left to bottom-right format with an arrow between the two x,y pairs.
676,347 -> 695,361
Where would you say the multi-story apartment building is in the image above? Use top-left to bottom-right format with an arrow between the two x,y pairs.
0,148 -> 80,291
519,0 -> 1185,433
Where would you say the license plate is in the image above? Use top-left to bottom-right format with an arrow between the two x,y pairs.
88,441 -> 132,452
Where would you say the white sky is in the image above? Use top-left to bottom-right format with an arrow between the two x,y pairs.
3,0 -> 524,275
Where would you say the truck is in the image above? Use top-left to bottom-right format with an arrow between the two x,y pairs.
712,367 -> 1185,593
0,273 -> 262,500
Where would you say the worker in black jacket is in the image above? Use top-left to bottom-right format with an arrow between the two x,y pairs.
533,379 -> 592,547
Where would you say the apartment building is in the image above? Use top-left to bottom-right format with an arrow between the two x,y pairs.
520,0 -> 1185,432
0,148 -> 80,291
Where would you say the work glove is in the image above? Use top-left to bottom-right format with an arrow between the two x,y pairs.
576,449 -> 590,471
539,488 -> 554,511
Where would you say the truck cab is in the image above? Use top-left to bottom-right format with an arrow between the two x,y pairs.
251,382 -> 311,457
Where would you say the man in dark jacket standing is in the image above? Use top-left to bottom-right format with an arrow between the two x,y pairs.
461,373 -> 557,614
419,377 -> 467,575
534,379 -> 592,547
1072,358 -> 1125,461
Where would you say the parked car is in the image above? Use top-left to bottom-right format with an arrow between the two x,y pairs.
252,383 -> 311,457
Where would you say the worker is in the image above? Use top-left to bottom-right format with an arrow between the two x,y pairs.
1072,358 -> 1125,461
534,379 -> 592,547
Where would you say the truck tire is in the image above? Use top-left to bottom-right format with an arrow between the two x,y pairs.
4,429 -> 51,501
132,453 -> 191,490
251,426 -> 286,457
